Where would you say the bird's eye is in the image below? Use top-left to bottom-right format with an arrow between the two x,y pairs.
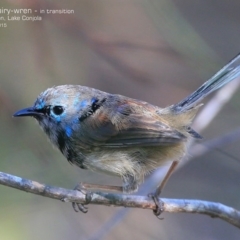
52,106 -> 64,115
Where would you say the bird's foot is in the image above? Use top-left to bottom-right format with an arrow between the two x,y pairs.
148,192 -> 164,219
72,183 -> 93,213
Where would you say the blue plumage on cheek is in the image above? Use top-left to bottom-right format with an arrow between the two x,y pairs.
53,111 -> 66,122
54,114 -> 62,122
72,118 -> 79,124
65,125 -> 73,137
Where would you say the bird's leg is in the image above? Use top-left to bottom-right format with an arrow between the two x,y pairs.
72,182 -> 123,213
149,160 -> 179,217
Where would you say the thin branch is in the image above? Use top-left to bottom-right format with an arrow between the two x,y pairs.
0,171 -> 240,229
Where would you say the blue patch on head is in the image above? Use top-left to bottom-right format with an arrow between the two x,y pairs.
62,94 -> 68,99
73,95 -> 80,106
79,100 -> 88,108
34,98 -> 45,109
91,97 -> 98,104
65,125 -> 73,137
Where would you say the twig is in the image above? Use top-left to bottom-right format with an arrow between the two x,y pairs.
0,171 -> 240,228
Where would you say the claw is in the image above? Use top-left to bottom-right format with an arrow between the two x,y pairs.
148,193 -> 164,219
72,183 -> 93,213
72,202 -> 88,213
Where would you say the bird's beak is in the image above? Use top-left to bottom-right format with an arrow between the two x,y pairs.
13,107 -> 43,117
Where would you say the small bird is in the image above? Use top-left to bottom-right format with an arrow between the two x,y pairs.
14,54 -> 240,215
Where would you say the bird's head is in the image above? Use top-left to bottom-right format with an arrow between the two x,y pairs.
13,85 -> 107,149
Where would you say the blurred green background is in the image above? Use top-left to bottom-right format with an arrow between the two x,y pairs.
1,0 -> 240,239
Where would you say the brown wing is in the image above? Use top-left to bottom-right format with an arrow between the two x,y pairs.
79,97 -> 187,148
103,125 -> 186,147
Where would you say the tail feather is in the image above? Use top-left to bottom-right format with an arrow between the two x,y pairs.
173,53 -> 240,113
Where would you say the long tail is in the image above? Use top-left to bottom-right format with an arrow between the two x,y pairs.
172,53 -> 240,113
